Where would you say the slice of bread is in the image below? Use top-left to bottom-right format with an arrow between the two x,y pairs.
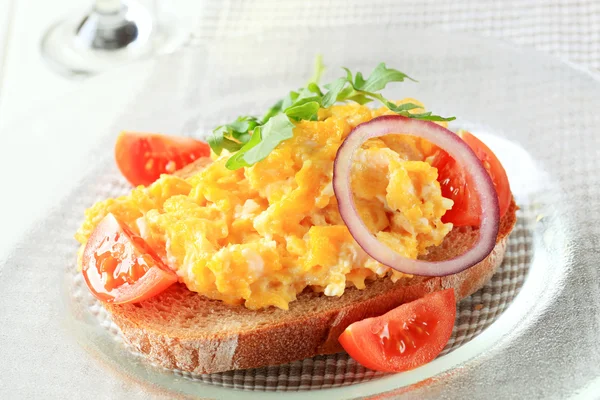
103,160 -> 517,374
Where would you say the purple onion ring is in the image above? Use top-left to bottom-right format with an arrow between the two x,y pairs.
333,115 -> 500,277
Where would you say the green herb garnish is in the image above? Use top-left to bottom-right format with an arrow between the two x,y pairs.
209,59 -> 455,170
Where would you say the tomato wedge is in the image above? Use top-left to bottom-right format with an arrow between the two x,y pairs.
339,289 -> 456,372
81,213 -> 178,304
115,132 -> 210,187
431,131 -> 511,227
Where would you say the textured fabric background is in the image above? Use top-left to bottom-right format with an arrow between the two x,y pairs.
190,0 -> 600,71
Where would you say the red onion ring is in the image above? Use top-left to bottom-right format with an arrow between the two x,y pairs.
333,115 -> 500,277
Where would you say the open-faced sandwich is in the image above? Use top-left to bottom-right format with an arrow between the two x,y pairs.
75,60 -> 516,374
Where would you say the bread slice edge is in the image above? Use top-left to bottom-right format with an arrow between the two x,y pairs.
105,199 -> 517,374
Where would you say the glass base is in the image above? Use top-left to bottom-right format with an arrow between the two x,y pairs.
40,1 -> 189,78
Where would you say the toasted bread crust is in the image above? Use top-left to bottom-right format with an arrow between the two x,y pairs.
105,192 -> 517,374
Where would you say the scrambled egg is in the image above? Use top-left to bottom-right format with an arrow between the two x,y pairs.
76,101 -> 453,310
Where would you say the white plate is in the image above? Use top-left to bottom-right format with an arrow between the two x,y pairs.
1,27 -> 599,399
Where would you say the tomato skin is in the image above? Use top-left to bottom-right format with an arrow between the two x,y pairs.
82,213 -> 178,304
432,131 -> 511,227
339,289 -> 456,372
115,132 -> 210,187
432,149 -> 478,226
461,132 -> 511,219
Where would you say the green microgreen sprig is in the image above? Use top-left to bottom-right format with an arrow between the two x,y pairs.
208,58 -> 455,170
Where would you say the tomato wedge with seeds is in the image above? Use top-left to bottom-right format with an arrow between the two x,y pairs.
339,289 -> 456,372
115,132 -> 210,187
82,213 -> 178,304
431,131 -> 511,227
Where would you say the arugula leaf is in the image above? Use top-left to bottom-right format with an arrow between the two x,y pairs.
307,82 -> 323,96
224,126 -> 262,169
243,114 -> 295,164
341,67 -> 354,82
345,93 -> 373,105
228,116 -> 258,134
361,92 -> 422,113
322,77 -> 349,108
335,86 -> 373,105
281,91 -> 299,111
339,66 -> 454,121
209,57 -> 455,170
208,132 -> 244,156
404,113 -> 454,122
220,137 -> 245,153
262,100 -> 283,124
278,88 -> 322,121
386,102 -> 423,113
207,130 -> 227,155
290,88 -> 321,107
353,63 -> 416,92
225,114 -> 295,169
285,101 -> 320,121
307,54 -> 325,85
209,117 -> 259,155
